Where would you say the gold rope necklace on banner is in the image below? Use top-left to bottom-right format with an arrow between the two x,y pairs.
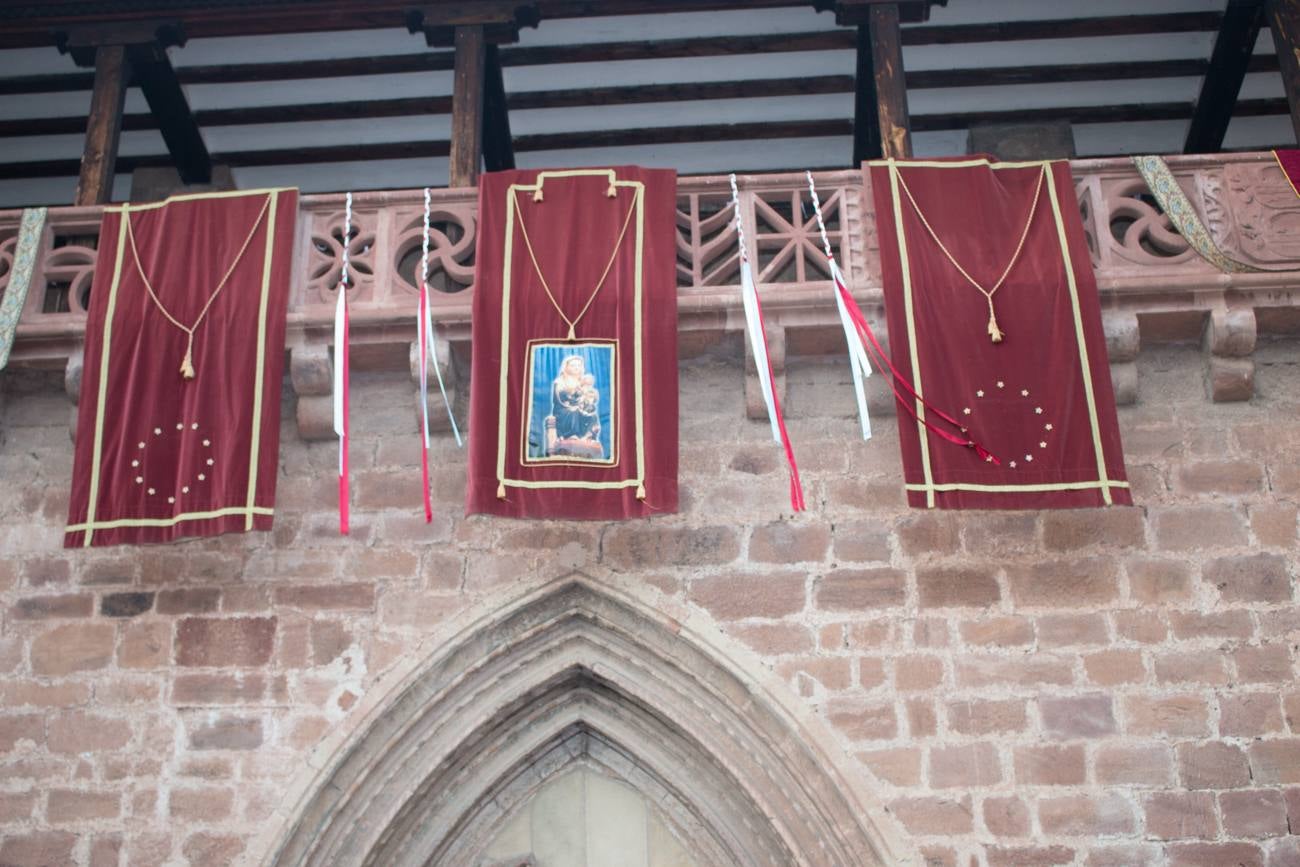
125,194 -> 272,379
893,163 -> 1047,344
511,185 -> 642,341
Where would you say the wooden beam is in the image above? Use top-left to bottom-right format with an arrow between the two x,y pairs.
6,98 -> 1291,183
449,25 -> 487,187
1266,0 -> 1300,144
126,42 -> 212,183
868,2 -> 911,158
1185,0 -> 1265,153
852,24 -> 882,163
7,55 -> 1290,139
482,44 -> 515,171
75,44 -> 128,206
0,12 -> 1228,96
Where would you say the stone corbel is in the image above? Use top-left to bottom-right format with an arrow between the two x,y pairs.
745,323 -> 786,421
1203,306 -> 1256,402
290,343 -> 336,441
1103,310 -> 1140,406
65,345 -> 84,442
408,336 -> 459,432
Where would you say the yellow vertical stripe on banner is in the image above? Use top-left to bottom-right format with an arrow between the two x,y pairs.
245,191 -> 278,529
1043,164 -> 1113,505
81,214 -> 130,546
496,186 -> 518,492
888,160 -> 936,508
632,183 -> 646,494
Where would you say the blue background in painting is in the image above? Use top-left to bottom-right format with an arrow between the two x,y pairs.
527,343 -> 614,460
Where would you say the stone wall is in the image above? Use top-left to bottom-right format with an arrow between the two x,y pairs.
0,338 -> 1297,867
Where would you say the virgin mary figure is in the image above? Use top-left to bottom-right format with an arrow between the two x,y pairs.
546,355 -> 603,459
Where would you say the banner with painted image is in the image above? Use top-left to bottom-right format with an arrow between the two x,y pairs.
466,167 -> 678,519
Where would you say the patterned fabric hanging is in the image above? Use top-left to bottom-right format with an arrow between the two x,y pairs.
65,189 -> 298,546
868,157 -> 1130,510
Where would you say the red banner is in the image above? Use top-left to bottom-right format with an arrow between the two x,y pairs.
466,167 -> 678,519
65,189 -> 297,546
868,158 -> 1130,509
1274,149 -> 1300,197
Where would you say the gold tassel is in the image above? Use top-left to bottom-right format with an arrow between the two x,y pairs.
635,483 -> 646,500
180,340 -> 196,379
496,481 -> 506,499
566,324 -> 576,341
987,305 -> 1005,344
533,188 -> 544,203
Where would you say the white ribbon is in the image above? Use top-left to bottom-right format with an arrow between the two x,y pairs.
421,187 -> 462,448
730,174 -> 780,443
807,171 -> 872,440
333,192 -> 351,474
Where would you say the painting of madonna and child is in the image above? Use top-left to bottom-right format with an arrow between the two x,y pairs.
525,342 -> 617,465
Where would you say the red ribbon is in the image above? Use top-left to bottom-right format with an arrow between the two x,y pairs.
834,271 -> 999,466
752,279 -> 806,511
419,286 -> 433,523
339,311 -> 350,535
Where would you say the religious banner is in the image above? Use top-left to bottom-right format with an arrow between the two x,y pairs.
466,167 -> 678,519
868,158 -> 1130,509
1274,148 -> 1300,197
65,188 -> 297,547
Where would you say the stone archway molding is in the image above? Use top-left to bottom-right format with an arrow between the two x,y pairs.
251,574 -> 916,866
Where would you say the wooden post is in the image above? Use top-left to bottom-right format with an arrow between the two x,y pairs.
449,24 -> 487,188
1266,0 -> 1300,144
868,2 -> 912,159
852,23 -> 883,164
1185,0 -> 1264,153
128,42 -> 212,183
76,44 -> 128,205
482,43 -> 515,171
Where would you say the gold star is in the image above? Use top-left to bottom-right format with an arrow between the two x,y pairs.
147,487 -> 155,495
1021,389 -> 1029,397
206,458 -> 214,466
182,486 -> 190,494
203,439 -> 211,447
176,423 -> 183,430
1009,460 -> 1017,468
198,474 -> 206,481
131,460 -> 139,468
153,427 -> 161,435
976,390 -> 985,398
138,442 -> 145,449
134,476 -> 142,484
963,407 -> 971,415
191,423 -> 198,430
997,381 -> 1005,388
985,455 -> 994,462
167,496 -> 175,504
1026,455 -> 1033,462
1034,407 -> 1043,414
1039,441 -> 1047,448
1045,423 -> 1053,431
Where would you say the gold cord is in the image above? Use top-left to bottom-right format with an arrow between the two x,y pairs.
512,186 -> 641,341
894,163 -> 1047,343
125,194 -> 272,378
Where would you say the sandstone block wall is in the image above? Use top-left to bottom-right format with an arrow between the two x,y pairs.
0,340 -> 1297,867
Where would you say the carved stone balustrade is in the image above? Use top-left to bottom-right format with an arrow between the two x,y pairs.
2,154 -> 1299,440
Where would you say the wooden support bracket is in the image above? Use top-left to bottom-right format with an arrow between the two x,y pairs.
1203,307 -> 1257,402
1103,311 -> 1141,406
290,344 -> 336,441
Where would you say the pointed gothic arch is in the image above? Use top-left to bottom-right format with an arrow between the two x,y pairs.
255,577 -> 914,866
